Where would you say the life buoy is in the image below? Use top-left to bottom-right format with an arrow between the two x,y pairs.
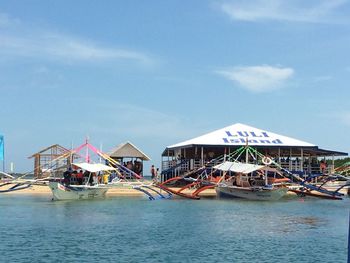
262,157 -> 272,165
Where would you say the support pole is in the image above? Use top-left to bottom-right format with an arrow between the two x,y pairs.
278,148 -> 281,165
2,137 -> 4,173
300,148 -> 303,172
201,147 -> 204,166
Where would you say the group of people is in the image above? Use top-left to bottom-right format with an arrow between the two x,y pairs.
150,165 -> 159,182
62,168 -> 110,186
62,161 -> 160,186
122,160 -> 143,175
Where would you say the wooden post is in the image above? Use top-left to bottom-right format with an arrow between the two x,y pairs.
300,148 -> 303,172
201,147 -> 204,166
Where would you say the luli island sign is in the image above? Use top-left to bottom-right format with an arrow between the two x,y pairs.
222,130 -> 283,145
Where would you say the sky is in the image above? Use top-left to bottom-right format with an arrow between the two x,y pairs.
0,0 -> 350,173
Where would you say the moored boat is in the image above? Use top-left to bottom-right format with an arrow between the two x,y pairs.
49,181 -> 108,200
214,161 -> 289,201
216,184 -> 288,201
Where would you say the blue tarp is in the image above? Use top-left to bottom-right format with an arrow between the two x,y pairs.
0,135 -> 4,161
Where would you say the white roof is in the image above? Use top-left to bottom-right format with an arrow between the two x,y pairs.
214,161 -> 265,174
72,163 -> 116,173
167,123 -> 315,148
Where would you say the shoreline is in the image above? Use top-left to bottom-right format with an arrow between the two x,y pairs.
2,183 -> 346,200
0,184 -> 218,197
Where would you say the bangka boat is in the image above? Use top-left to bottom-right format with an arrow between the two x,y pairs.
286,173 -> 349,200
48,162 -> 115,201
214,161 -> 289,201
49,182 -> 109,200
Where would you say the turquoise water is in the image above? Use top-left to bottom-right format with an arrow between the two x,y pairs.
0,195 -> 348,263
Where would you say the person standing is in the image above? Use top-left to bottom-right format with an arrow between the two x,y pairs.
76,170 -> 83,185
320,160 -> 327,174
150,165 -> 156,180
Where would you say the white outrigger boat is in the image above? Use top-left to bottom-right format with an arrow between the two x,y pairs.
49,182 -> 109,200
214,161 -> 289,201
49,162 -> 115,201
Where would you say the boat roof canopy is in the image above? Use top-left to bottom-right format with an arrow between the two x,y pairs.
72,163 -> 116,173
214,162 -> 265,174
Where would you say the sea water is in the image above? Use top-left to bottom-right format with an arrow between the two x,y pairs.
0,194 -> 348,263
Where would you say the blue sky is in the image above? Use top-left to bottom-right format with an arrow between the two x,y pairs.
0,0 -> 350,172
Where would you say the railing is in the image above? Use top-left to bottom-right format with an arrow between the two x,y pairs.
161,158 -> 335,183
161,159 -> 190,182
279,161 -> 334,175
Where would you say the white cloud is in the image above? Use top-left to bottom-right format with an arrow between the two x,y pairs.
219,0 -> 348,24
0,33 -> 152,65
217,65 -> 294,93
0,12 -> 153,65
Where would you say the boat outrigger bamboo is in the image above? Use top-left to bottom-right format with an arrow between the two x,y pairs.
0,171 -> 50,193
158,146 -> 290,201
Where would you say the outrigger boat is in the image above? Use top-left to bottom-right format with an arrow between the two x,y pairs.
286,173 -> 349,200
0,171 -> 50,193
49,162 -> 114,201
214,161 -> 289,201
157,146 -> 290,201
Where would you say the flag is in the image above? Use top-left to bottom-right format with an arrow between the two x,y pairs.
0,135 -> 4,161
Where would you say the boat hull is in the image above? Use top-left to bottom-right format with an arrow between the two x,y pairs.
49,182 -> 108,201
216,186 -> 288,201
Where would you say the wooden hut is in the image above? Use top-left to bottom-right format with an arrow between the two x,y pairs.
29,144 -> 70,178
109,141 -> 150,176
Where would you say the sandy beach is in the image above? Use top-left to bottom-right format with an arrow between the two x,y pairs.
1,183 -> 218,198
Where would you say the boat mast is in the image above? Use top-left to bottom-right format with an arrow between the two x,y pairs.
99,142 -> 103,163
85,137 -> 90,163
245,138 -> 249,163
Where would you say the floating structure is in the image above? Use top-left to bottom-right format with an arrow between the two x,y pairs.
158,146 -> 289,201
161,123 -> 347,182
109,141 -> 150,176
158,144 -> 348,200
